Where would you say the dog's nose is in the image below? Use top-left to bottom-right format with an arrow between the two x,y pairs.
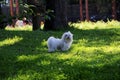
67,36 -> 70,39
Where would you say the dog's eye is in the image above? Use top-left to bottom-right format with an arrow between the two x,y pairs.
65,34 -> 67,37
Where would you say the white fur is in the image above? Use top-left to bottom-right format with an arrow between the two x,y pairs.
47,31 -> 73,52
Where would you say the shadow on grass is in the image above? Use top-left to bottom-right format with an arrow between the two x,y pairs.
69,27 -> 120,47
0,27 -> 120,79
0,50 -> 120,80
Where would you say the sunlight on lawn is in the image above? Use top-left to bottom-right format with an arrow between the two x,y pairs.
17,55 -> 39,62
40,59 -> 51,66
41,39 -> 47,47
0,20 -> 120,80
5,25 -> 32,31
0,36 -> 23,47
12,71 -> 66,80
17,55 -> 50,66
69,20 -> 120,30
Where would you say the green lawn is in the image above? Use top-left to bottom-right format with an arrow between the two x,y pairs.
0,21 -> 120,80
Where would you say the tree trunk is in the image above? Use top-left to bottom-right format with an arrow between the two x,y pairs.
27,0 -> 42,31
32,14 -> 40,30
10,0 -> 14,16
85,0 -> 89,21
55,0 -> 68,29
16,0 -> 19,16
44,0 -> 68,30
112,0 -> 117,20
0,3 -> 1,14
31,5 -> 41,31
44,0 -> 55,30
79,0 -> 83,21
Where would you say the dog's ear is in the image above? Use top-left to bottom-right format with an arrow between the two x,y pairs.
68,31 -> 73,37
68,31 -> 71,34
68,31 -> 73,34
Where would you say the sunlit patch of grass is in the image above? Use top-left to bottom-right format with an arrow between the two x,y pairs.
0,36 -> 23,47
41,39 -> 47,46
40,59 -> 51,66
69,20 -> 120,30
5,25 -> 32,31
107,20 -> 120,28
57,53 -> 74,60
17,55 -> 39,62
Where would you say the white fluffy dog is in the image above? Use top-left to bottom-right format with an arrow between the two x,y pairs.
47,31 -> 73,52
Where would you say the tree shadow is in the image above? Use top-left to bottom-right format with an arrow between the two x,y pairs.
1,48 -> 119,80
0,27 -> 120,79
67,27 -> 120,47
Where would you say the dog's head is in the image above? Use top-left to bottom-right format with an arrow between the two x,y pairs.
62,31 -> 73,43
